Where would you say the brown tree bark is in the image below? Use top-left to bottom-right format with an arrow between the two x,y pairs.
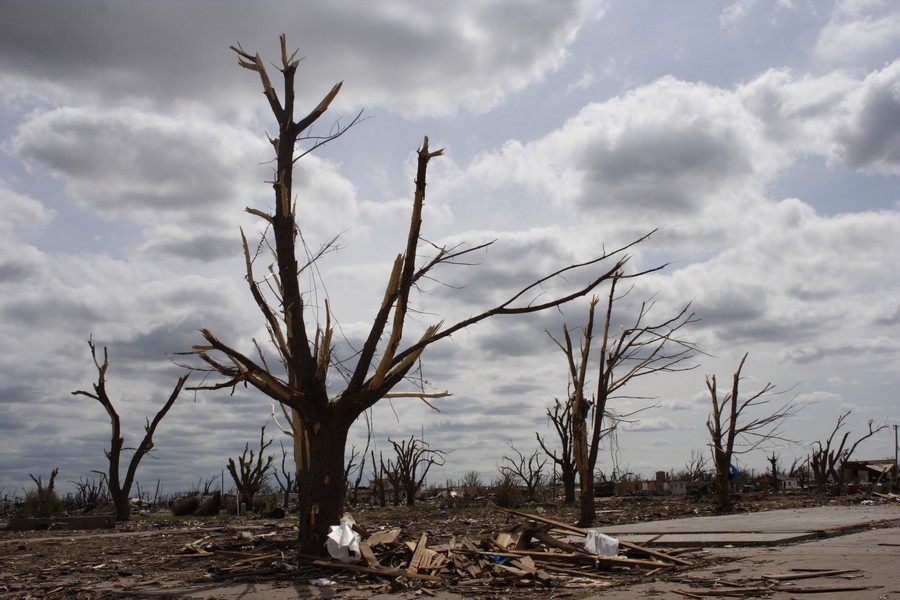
188,35 -> 651,557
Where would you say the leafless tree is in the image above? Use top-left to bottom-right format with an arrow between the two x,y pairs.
499,443 -> 547,502
682,449 -> 711,482
461,471 -> 483,489
70,477 -> 111,510
369,450 -> 388,507
536,398 -> 576,504
810,410 -> 887,493
377,452 -> 404,506
549,275 -> 698,526
227,425 -> 274,510
768,452 -> 779,493
72,338 -> 188,521
272,441 -> 297,511
386,435 -> 446,506
186,35 -> 653,555
788,456 -> 810,489
706,353 -> 797,511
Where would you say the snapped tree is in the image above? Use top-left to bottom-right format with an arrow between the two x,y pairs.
705,353 -> 796,511
226,425 -> 275,511
188,35 -> 651,555
548,274 -> 697,526
73,338 -> 188,521
810,410 -> 887,493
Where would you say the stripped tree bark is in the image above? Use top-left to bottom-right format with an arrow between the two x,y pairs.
73,338 -> 188,521
706,353 -> 796,511
549,275 -> 698,526
187,35 -> 653,556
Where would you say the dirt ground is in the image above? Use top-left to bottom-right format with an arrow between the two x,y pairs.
0,491 -> 871,599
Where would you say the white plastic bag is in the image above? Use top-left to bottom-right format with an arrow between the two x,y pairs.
584,529 -> 619,557
325,514 -> 361,563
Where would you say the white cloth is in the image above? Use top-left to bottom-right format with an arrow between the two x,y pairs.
584,529 -> 619,557
325,515 -> 361,563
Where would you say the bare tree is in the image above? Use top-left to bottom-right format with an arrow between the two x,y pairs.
186,35 -> 651,555
536,398 -> 577,504
386,435 -> 446,506
810,411 -> 887,493
461,471 -> 483,489
227,425 -> 274,511
73,339 -> 188,521
768,452 -> 779,493
499,443 -> 547,502
788,456 -> 811,489
549,275 -> 698,526
378,452 -> 404,506
682,449 -> 711,482
70,476 -> 111,511
272,441 -> 297,511
706,353 -> 797,511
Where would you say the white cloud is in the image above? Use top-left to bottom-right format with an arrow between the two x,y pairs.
815,1 -> 900,64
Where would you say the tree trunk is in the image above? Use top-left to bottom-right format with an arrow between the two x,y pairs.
562,465 -> 576,505
112,491 -> 131,522
577,467 -> 595,527
295,416 -> 350,556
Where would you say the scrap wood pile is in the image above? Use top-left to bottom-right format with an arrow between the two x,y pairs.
177,508 -> 700,593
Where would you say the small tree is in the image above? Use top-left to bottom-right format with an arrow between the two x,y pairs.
683,449 -> 711,482
499,443 -> 547,502
73,338 -> 188,521
768,452 -> 780,493
227,425 -> 275,511
536,398 -> 577,504
550,275 -> 697,526
70,476 -> 111,511
20,468 -> 63,518
706,353 -> 796,511
386,435 -> 446,506
461,471 -> 483,489
272,441 -> 297,511
810,411 -> 887,493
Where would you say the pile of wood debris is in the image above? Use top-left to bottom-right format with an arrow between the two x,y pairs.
178,508 -> 701,595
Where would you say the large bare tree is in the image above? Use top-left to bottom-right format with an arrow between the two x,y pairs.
705,353 -> 796,511
73,339 -> 188,521
188,35 -> 650,555
549,275 -> 697,526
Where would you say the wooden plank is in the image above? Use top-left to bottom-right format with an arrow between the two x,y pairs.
366,528 -> 401,546
407,532 -> 429,574
499,508 -> 692,566
358,541 -> 381,569
312,559 -> 444,582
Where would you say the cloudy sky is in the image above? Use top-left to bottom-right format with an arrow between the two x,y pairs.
1,0 -> 898,500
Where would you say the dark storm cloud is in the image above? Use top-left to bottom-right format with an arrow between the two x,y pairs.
835,62 -> 900,174
0,0 -> 594,118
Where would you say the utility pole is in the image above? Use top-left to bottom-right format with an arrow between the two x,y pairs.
893,424 -> 898,490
